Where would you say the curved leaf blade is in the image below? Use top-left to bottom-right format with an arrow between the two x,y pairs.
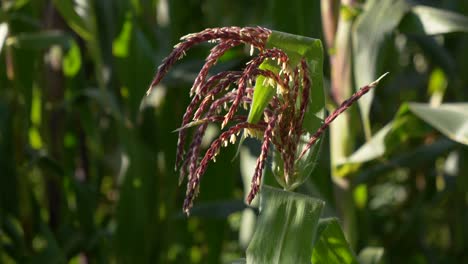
401,5 -> 468,35
409,103 -> 468,145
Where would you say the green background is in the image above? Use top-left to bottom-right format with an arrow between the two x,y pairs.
1,0 -> 468,263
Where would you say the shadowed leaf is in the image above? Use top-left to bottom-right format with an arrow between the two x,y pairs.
246,185 -> 324,264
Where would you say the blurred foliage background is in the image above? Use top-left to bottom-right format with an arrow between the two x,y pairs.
0,0 -> 468,263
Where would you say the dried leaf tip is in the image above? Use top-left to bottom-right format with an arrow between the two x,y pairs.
370,72 -> 389,86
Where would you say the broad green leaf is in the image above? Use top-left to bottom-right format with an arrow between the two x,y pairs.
311,218 -> 358,264
336,103 -> 430,176
401,5 -> 468,35
52,0 -> 92,40
409,103 -> 468,145
246,185 -> 324,264
353,0 -> 410,137
337,123 -> 393,167
358,247 -> 384,264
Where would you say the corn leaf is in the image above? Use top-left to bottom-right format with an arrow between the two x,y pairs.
246,185 -> 324,264
409,103 -> 468,145
353,0 -> 410,137
311,218 -> 359,264
401,5 -> 468,35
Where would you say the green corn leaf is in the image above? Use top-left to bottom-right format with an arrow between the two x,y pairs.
246,185 -> 324,264
311,218 -> 359,264
353,0 -> 410,138
335,103 -> 431,176
400,5 -> 468,35
409,103 -> 468,146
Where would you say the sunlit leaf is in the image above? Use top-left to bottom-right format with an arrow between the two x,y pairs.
358,247 -> 384,264
353,0 -> 410,137
428,68 -> 447,106
0,23 -> 8,54
113,13 -> 133,58
63,40 -> 81,77
311,218 -> 359,264
409,103 -> 468,145
338,123 -> 392,166
336,103 -> 431,176
401,5 -> 468,35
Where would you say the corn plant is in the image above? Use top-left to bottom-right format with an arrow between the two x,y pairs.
147,26 -> 387,263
